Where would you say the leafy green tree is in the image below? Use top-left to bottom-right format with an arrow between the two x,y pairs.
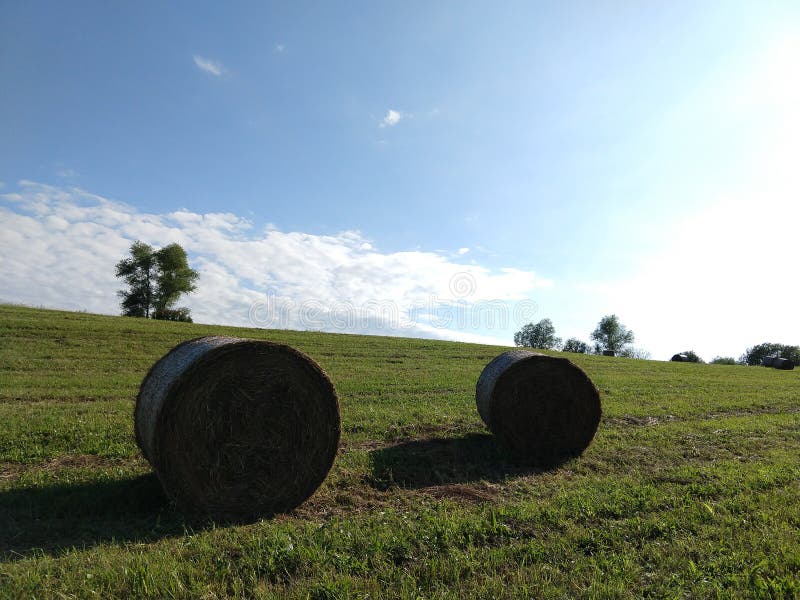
710,356 -> 739,365
115,241 -> 157,318
514,318 -> 562,350
740,343 -> 800,366
562,338 -> 590,354
115,241 -> 198,320
590,314 -> 634,355
153,243 -> 199,314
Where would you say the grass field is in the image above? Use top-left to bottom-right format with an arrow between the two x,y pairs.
1,304 -> 798,599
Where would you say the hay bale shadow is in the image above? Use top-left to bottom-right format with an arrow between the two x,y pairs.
0,473 -> 209,560
368,433 -> 574,490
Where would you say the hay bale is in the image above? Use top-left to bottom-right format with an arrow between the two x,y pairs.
602,350 -> 615,357
772,357 -> 794,370
135,336 -> 340,519
475,350 -> 601,460
762,356 -> 776,367
671,354 -> 688,362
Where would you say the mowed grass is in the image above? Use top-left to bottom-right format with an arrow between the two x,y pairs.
0,304 -> 798,599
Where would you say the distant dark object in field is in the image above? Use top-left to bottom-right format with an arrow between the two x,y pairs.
762,356 -> 776,367
135,336 -> 340,519
602,350 -> 616,357
476,350 -> 601,460
671,354 -> 688,362
772,357 -> 794,370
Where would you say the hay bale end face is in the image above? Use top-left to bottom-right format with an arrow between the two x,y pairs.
772,357 -> 795,370
476,350 -> 601,460
136,336 -> 340,519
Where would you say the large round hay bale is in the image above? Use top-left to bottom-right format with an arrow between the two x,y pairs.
475,350 -> 601,460
772,357 -> 794,370
762,356 -> 776,367
671,354 -> 688,362
135,336 -> 340,519
602,350 -> 615,357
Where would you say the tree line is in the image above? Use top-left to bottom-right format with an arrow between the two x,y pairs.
514,314 -> 646,358
514,317 -> 799,366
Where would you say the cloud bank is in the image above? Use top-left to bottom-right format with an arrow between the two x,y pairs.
0,182 -> 546,345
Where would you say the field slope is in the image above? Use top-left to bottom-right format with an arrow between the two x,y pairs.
1,304 -> 798,598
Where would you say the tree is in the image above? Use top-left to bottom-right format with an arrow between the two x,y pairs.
590,314 -> 634,355
115,241 -> 198,320
563,338 -> 590,354
740,342 -> 800,366
115,241 -> 156,318
514,318 -> 562,350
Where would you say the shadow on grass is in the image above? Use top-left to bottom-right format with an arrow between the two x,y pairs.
368,433 -> 574,490
0,473 -> 203,561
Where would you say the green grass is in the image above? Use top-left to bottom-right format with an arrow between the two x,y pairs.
0,303 -> 798,599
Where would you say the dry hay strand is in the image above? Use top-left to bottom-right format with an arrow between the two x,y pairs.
135,336 -> 340,520
772,357 -> 794,370
476,350 -> 601,461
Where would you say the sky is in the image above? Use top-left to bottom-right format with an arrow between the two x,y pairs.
1,1 -> 799,360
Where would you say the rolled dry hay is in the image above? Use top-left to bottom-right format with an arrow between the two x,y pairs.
476,350 -> 601,460
671,354 -> 688,362
772,357 -> 794,370
762,356 -> 776,367
136,336 -> 340,519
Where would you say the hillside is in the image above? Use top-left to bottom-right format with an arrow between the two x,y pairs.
1,304 -> 798,598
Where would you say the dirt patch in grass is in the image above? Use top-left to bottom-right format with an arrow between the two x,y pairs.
420,482 -> 500,503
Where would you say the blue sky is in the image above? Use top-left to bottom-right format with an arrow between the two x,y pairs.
2,1 -> 799,359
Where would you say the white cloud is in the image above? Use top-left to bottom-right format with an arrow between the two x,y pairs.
0,182 -> 545,345
380,109 -> 402,128
458,247 -> 470,255
274,44 -> 285,54
56,169 -> 78,178
193,55 -> 225,76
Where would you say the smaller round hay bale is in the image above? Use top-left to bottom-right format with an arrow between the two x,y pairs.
136,336 -> 340,519
602,350 -> 616,357
671,354 -> 688,362
762,356 -> 776,367
772,357 -> 794,370
475,350 -> 601,460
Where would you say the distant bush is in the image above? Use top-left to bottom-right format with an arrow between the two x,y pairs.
153,307 -> 193,322
710,356 -> 739,365
619,347 -> 651,360
672,350 -> 703,363
562,338 -> 590,354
